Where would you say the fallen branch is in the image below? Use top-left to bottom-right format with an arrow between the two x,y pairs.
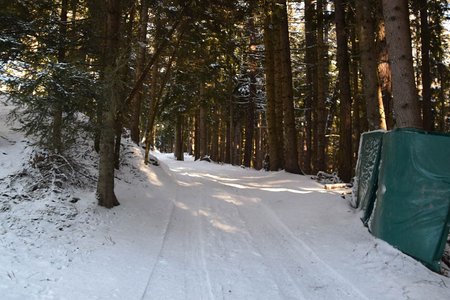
324,183 -> 352,190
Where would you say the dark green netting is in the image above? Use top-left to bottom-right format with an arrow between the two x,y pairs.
353,131 -> 385,224
369,129 -> 450,271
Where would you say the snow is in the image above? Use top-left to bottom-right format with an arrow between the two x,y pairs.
1,101 -> 450,299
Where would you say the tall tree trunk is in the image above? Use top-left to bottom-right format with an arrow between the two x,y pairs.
376,17 -> 394,129
275,0 -> 301,174
438,55 -> 446,131
199,85 -> 208,159
194,111 -> 200,160
272,5 -> 286,170
188,116 -> 195,155
220,115 -> 226,162
175,113 -> 184,161
355,0 -> 387,130
335,0 -> 353,182
225,96 -> 232,164
243,92 -> 255,167
263,2 -> 282,171
130,0 -> 149,143
244,17 -> 257,168
88,0 -> 106,153
97,0 -> 121,208
254,112 -> 263,170
123,3 -> 189,109
144,62 -> 159,164
114,4 -> 135,170
381,0 -> 422,128
304,0 -> 315,174
315,0 -> 327,172
143,33 -> 182,163
114,112 -> 122,170
211,109 -> 219,162
52,0 -> 68,154
233,120 -> 242,165
351,26 -> 362,163
419,0 -> 433,131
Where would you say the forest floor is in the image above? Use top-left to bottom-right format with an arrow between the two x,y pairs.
1,102 -> 450,299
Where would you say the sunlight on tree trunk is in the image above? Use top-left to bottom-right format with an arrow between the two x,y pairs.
381,0 -> 422,129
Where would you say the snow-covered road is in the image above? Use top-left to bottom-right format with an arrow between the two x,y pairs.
139,154 -> 450,300
1,98 -> 450,300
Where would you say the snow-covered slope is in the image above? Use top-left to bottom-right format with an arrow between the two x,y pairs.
1,101 -> 450,299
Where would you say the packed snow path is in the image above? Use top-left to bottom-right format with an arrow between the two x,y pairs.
141,156 -> 364,299
1,97 -> 450,300
139,154 -> 450,300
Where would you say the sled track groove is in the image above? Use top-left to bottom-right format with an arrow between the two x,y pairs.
140,187 -> 177,300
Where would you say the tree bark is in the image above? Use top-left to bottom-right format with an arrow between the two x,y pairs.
233,120 -> 242,165
304,0 -> 315,174
419,0 -> 433,131
315,0 -> 327,172
381,0 -> 422,128
114,4 -> 135,170
194,112 -> 200,160
335,0 -> 353,182
97,0 -> 121,208
52,0 -> 68,154
143,28 -> 184,164
263,2 -> 282,171
175,113 -> 184,161
275,0 -> 301,174
243,17 -> 257,168
199,85 -> 208,159
225,95 -> 232,164
144,62 -> 159,164
376,17 -> 394,129
124,3 -> 190,109
355,0 -> 387,130
243,79 -> 256,167
351,26 -> 362,163
437,51 -> 446,131
211,108 -> 219,162
254,112 -> 263,170
130,0 -> 149,144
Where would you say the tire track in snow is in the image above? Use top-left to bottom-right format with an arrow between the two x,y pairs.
139,181 -> 177,300
231,185 -> 370,300
199,186 -> 289,299
141,161 -> 214,299
159,159 -> 285,299
260,201 -> 370,299
198,196 -> 215,300
229,195 -> 308,300
152,157 -> 369,299
175,165 -> 367,299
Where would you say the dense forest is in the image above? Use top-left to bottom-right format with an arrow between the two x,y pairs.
1,0 -> 449,208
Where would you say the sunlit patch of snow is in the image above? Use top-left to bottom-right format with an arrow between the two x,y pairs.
1,100 -> 450,299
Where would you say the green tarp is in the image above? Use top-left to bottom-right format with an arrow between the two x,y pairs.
369,129 -> 450,272
352,131 -> 385,224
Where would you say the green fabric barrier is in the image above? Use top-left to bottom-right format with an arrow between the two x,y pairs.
369,129 -> 450,272
353,131 -> 385,224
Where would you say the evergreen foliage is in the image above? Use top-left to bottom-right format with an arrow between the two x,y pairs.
5,61 -> 97,151
1,0 -> 98,153
1,0 -> 449,207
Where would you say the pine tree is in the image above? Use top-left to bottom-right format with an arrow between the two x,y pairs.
335,0 -> 353,182
355,0 -> 387,130
129,0 -> 149,144
381,0 -> 422,128
2,0 -> 96,153
275,0 -> 302,174
96,0 -> 122,208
